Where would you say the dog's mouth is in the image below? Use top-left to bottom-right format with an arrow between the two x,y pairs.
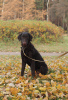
22,42 -> 27,47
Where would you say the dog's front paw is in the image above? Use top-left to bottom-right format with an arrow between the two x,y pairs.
21,72 -> 24,76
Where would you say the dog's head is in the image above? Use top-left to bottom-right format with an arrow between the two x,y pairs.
18,32 -> 33,47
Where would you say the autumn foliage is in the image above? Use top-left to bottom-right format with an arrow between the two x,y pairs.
0,20 -> 64,42
0,0 -> 68,32
0,0 -> 47,20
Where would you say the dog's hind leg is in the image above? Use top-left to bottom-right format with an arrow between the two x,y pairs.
40,64 -> 48,75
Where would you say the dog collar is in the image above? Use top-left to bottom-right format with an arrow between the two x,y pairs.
21,47 -> 25,54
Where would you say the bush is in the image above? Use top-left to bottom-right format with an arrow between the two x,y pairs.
0,20 -> 64,42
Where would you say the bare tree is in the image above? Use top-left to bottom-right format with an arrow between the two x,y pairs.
47,0 -> 49,21
1,0 -> 5,19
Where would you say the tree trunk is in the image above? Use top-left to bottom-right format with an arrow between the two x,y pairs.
1,0 -> 5,19
47,0 -> 49,21
67,21 -> 68,34
22,0 -> 24,19
63,12 -> 65,29
14,12 -> 16,19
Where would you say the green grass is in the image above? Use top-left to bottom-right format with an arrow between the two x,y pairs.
0,35 -> 68,52
33,35 -> 68,52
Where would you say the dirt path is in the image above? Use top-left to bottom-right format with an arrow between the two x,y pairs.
0,52 -> 68,56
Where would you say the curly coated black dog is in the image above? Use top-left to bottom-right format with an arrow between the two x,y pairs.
18,32 -> 48,77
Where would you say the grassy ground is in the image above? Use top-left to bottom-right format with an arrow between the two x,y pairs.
0,35 -> 68,52
0,55 -> 68,100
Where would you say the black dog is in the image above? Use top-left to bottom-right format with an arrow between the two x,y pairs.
18,32 -> 48,77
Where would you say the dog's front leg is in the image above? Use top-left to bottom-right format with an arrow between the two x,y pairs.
31,61 -> 35,77
21,60 -> 26,76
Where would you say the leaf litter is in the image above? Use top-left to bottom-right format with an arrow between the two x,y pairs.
0,55 -> 68,100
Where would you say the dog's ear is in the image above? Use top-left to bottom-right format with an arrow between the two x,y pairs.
18,33 -> 22,41
28,33 -> 33,41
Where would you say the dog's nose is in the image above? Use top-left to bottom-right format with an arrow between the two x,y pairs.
23,42 -> 27,46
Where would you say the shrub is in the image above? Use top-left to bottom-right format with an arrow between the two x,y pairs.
0,20 -> 64,42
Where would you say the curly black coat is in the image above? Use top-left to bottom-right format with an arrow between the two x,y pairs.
18,32 -> 48,77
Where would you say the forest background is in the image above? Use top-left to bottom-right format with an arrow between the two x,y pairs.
0,0 -> 68,32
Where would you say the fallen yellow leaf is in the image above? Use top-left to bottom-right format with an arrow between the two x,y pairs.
0,93 -> 4,96
39,87 -> 46,91
34,90 -> 39,94
10,87 -> 18,95
15,79 -> 20,84
46,82 -> 50,87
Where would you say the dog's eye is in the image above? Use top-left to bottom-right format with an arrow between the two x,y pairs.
22,36 -> 28,39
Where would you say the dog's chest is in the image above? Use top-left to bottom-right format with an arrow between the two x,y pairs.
23,50 -> 33,65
